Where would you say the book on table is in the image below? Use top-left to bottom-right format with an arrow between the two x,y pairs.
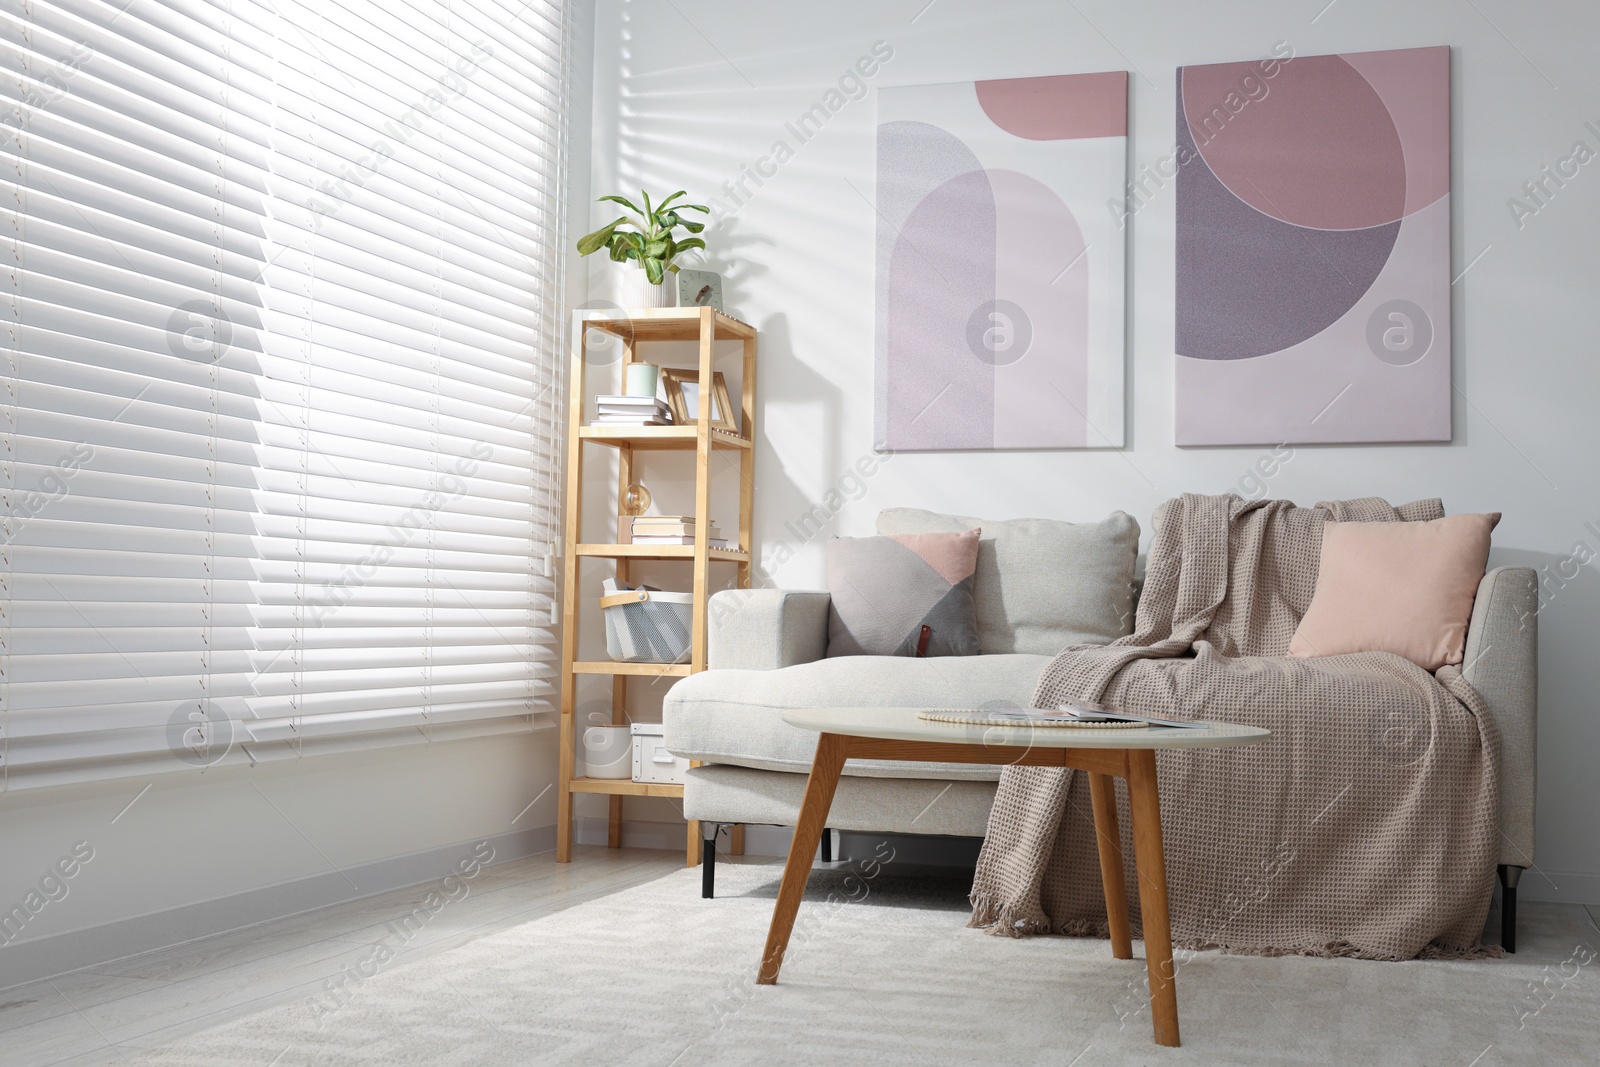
976,702 -> 1209,729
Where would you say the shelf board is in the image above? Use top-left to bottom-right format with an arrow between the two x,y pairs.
569,777 -> 685,798
577,543 -> 749,562
573,306 -> 756,342
572,660 -> 692,677
579,425 -> 750,450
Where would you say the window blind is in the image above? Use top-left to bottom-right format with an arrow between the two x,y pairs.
2,0 -> 566,789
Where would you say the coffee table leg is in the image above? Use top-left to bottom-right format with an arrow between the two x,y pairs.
758,731 -> 847,984
1127,749 -> 1180,1048
1087,771 -> 1133,961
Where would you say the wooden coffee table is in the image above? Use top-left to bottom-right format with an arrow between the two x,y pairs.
756,707 -> 1269,1048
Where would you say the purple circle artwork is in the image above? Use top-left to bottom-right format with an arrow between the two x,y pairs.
1174,45 -> 1452,446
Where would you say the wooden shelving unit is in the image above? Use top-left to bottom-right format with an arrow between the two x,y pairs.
556,306 -> 756,867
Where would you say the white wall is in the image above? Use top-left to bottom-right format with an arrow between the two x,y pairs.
578,0 -> 1600,900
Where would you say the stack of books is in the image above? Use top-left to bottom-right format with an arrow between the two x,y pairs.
594,394 -> 671,425
631,515 -> 728,549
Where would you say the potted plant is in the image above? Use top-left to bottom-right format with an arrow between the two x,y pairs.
576,189 -> 709,308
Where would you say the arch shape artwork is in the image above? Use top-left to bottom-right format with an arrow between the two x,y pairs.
874,72 -> 1129,451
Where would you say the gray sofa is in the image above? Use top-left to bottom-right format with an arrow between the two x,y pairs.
662,508 -> 1539,949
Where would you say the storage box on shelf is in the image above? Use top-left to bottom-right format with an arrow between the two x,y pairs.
579,725 -> 631,779
631,723 -> 690,785
557,307 -> 757,866
600,580 -> 693,664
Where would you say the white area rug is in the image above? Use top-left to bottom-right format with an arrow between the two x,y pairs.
121,862 -> 1598,1066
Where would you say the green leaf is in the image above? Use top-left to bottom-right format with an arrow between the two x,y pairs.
644,236 -> 672,259
575,216 -> 629,256
678,203 -> 709,214
640,189 -> 653,225
678,219 -> 705,233
656,190 -> 687,210
596,194 -> 644,216
606,232 -> 637,260
643,258 -> 665,285
674,237 -> 706,254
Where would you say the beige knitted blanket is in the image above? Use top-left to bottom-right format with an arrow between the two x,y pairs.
969,494 -> 1500,960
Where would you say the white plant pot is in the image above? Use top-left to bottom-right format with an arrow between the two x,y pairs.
619,265 -> 676,309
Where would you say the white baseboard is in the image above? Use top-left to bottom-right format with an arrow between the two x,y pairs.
1514,866 -> 1600,905
575,817 -> 796,856
574,819 -> 985,868
574,816 -> 685,852
733,824 -> 795,857
0,824 -> 555,992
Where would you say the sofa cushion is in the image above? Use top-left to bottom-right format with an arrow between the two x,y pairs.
1290,512 -> 1500,670
663,653 -> 1052,780
877,507 -> 1139,656
825,529 -> 981,658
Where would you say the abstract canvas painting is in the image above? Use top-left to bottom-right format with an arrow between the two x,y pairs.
1174,45 -> 1451,446
875,73 -> 1128,451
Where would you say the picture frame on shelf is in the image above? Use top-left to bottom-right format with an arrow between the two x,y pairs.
662,369 -> 738,434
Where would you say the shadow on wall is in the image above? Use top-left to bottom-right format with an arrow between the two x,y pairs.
742,310 -> 870,587
709,212 -> 772,306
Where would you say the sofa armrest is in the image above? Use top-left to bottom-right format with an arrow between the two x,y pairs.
1461,566 -> 1538,869
707,589 -> 831,671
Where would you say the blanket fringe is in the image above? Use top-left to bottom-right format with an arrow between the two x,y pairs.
966,893 -> 1053,938
1173,937 -> 1504,961
968,895 -> 1504,961
969,895 -> 1113,940
1417,940 -> 1505,961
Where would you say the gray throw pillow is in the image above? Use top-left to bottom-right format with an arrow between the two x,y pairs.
825,529 -> 982,658
876,508 -> 1139,655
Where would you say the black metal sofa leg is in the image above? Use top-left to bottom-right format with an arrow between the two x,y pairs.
820,827 -> 832,863
701,822 -> 721,899
1498,865 -> 1521,953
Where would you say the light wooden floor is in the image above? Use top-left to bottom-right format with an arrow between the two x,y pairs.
0,846 -> 703,1067
5,847 -> 1597,1067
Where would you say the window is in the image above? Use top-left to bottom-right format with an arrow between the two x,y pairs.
2,0 -> 566,788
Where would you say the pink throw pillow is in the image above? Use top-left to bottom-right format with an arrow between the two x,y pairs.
1288,513 -> 1500,671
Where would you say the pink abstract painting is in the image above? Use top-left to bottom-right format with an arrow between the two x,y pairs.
1175,45 -> 1451,446
874,73 -> 1128,451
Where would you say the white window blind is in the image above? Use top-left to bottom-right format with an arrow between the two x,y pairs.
2,0 -> 566,789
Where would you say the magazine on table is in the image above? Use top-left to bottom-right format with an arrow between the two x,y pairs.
978,702 -> 1209,729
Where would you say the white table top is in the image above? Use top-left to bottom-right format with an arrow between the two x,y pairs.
781,707 -> 1269,751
